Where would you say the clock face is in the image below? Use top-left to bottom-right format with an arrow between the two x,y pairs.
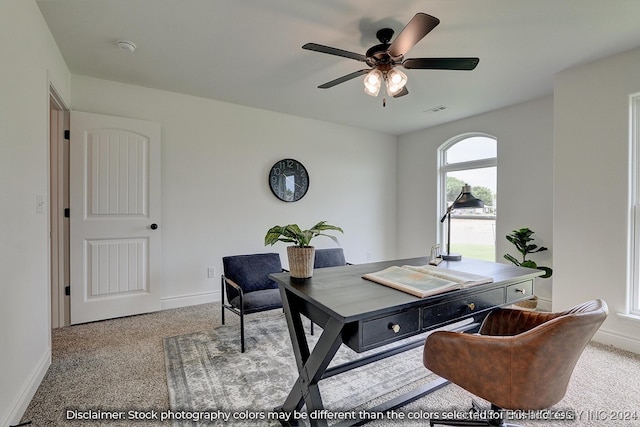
268,159 -> 309,202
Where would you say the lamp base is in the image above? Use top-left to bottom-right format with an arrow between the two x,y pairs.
442,253 -> 462,261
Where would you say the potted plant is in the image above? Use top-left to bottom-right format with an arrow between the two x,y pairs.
265,221 -> 343,279
504,227 -> 552,309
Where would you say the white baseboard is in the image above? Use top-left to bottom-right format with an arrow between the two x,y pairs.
593,327 -> 640,354
536,296 -> 552,312
160,290 -> 221,310
2,348 -> 51,427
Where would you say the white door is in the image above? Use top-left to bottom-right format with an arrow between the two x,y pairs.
70,111 -> 162,324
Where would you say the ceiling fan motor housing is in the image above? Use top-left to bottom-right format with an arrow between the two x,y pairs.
366,28 -> 397,64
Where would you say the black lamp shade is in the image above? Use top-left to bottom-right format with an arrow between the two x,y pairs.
451,184 -> 484,209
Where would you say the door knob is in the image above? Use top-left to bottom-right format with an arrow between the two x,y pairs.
150,223 -> 158,230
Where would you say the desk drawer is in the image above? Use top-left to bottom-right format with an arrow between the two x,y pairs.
423,288 -> 503,328
506,280 -> 534,303
361,308 -> 420,348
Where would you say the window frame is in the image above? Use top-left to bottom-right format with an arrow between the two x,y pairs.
438,133 -> 497,258
630,94 -> 640,316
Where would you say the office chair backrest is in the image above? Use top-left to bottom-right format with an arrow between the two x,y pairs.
496,299 -> 608,409
222,253 -> 282,302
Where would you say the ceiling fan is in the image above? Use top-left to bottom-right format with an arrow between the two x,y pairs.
303,13 -> 479,102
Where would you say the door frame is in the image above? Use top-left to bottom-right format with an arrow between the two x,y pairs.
49,82 -> 70,329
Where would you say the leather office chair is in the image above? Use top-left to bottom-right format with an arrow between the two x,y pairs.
423,299 -> 608,427
313,248 -> 348,268
221,253 -> 284,353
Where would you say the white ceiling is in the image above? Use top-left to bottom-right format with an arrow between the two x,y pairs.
37,0 -> 640,136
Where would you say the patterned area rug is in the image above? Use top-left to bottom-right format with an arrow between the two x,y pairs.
164,312 -> 457,426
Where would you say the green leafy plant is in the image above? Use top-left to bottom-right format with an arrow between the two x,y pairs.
504,227 -> 553,278
265,221 -> 343,248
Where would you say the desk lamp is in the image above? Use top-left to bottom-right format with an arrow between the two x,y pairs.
440,184 -> 484,261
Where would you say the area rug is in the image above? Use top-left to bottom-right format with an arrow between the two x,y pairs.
164,312 -> 463,426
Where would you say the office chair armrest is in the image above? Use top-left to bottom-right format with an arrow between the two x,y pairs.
479,308 -> 561,336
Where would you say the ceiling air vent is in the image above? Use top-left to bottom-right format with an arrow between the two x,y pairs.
424,105 -> 447,113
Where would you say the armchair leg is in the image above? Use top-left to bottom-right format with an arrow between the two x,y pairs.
220,275 -> 226,325
240,312 -> 245,353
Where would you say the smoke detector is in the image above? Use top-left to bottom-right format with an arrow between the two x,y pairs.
116,40 -> 137,53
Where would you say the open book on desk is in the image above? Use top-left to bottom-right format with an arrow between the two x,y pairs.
362,264 -> 493,298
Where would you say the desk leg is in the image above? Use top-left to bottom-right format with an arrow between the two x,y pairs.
277,287 -> 344,427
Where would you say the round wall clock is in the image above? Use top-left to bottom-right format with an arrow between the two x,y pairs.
268,158 -> 309,202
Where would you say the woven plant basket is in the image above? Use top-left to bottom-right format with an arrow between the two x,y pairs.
287,246 -> 315,279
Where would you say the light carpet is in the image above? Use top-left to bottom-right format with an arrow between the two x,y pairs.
18,303 -> 640,426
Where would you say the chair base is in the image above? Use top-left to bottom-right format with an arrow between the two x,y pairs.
429,401 -> 522,427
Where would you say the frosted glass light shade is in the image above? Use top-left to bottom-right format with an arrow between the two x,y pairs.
386,69 -> 407,96
363,69 -> 382,96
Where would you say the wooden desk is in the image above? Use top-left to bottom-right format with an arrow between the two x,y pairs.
270,257 -> 542,426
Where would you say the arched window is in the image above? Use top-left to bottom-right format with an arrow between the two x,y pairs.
439,134 -> 497,261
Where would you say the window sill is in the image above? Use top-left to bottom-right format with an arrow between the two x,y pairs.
617,312 -> 640,328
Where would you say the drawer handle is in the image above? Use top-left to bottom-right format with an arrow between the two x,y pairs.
389,323 -> 401,333
515,288 -> 527,294
467,302 -> 476,311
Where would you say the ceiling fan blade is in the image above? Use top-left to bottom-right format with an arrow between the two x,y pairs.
402,57 -> 480,70
302,43 -> 367,62
318,69 -> 370,89
392,86 -> 409,98
388,13 -> 440,59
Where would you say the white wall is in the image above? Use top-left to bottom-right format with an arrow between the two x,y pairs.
70,75 -> 398,307
397,96 -> 555,308
554,47 -> 640,353
0,1 -> 71,425
5,2 -> 639,423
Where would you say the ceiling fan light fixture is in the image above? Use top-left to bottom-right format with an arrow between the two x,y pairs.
386,68 -> 408,96
363,69 -> 382,96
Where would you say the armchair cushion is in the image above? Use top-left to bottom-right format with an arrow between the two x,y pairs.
230,288 -> 282,314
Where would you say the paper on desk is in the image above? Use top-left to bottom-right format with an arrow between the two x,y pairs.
362,265 -> 493,298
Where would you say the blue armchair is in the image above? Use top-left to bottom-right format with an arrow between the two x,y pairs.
221,253 -> 284,352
